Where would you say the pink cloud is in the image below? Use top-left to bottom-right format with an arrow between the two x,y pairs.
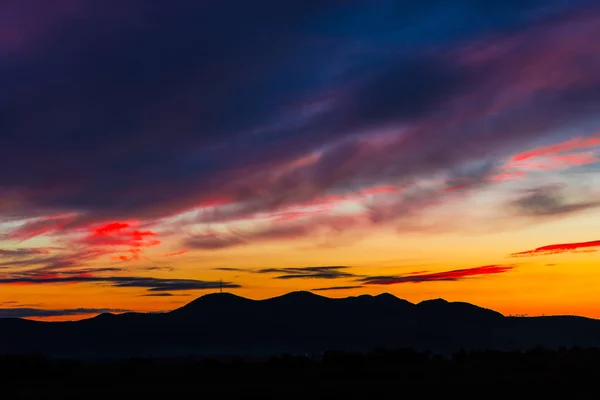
511,137 -> 600,163
5,213 -> 78,241
493,134 -> 600,182
269,209 -> 332,222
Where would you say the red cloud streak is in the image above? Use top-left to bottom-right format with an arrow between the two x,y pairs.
362,265 -> 514,285
164,250 -> 189,257
6,214 -> 78,241
511,136 -> 600,163
84,221 -> 161,261
510,240 -> 600,257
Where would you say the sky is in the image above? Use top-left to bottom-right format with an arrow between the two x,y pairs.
1,0 -> 600,321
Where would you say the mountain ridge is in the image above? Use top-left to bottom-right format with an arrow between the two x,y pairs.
1,291 -> 599,358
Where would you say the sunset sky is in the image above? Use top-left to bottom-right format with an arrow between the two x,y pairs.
1,0 -> 600,320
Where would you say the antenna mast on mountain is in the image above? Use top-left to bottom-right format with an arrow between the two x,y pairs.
219,278 -> 223,293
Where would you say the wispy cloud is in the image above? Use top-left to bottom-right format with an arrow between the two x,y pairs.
359,265 -> 514,285
0,275 -> 240,293
163,250 -> 189,257
0,307 -> 131,319
257,266 -> 357,280
510,240 -> 600,257
0,249 -> 110,271
510,136 -> 600,164
311,285 -> 364,291
215,265 -> 357,280
508,184 -> 600,218
183,224 -> 313,250
2,214 -> 79,242
140,292 -> 190,297
0,247 -> 57,258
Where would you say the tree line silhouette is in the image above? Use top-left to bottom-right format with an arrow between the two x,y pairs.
2,347 -> 600,395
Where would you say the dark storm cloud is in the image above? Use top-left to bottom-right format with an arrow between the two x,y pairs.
0,0 -> 598,233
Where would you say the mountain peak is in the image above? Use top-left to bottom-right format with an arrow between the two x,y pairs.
418,298 -> 449,306
282,290 -> 324,299
173,292 -> 252,313
200,292 -> 246,300
266,291 -> 328,305
375,292 -> 399,300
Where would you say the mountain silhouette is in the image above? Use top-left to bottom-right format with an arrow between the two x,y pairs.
1,291 -> 599,359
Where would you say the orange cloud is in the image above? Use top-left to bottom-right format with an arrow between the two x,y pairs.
510,240 -> 600,257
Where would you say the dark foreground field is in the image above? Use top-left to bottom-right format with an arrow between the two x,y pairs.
3,347 -> 600,397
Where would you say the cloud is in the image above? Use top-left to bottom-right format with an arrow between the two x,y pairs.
0,247 -> 56,258
311,285 -> 364,291
82,221 -> 161,261
1,221 -> 165,273
0,249 -> 110,271
163,250 -> 189,257
359,265 -> 514,285
257,266 -> 357,280
134,265 -> 175,272
0,275 -> 241,292
510,240 -> 600,257
140,292 -> 191,297
0,245 -> 175,279
141,293 -> 175,297
511,136 -> 600,163
508,184 -> 600,218
3,214 -> 78,241
214,265 -> 358,279
183,234 -> 247,251
84,222 -> 160,248
1,1 -> 599,239
0,307 -> 131,319
183,215 -> 362,250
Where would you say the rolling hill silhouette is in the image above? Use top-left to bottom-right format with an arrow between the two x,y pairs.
1,291 -> 599,359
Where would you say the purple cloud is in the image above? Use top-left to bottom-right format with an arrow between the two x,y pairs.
0,0 -> 598,246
